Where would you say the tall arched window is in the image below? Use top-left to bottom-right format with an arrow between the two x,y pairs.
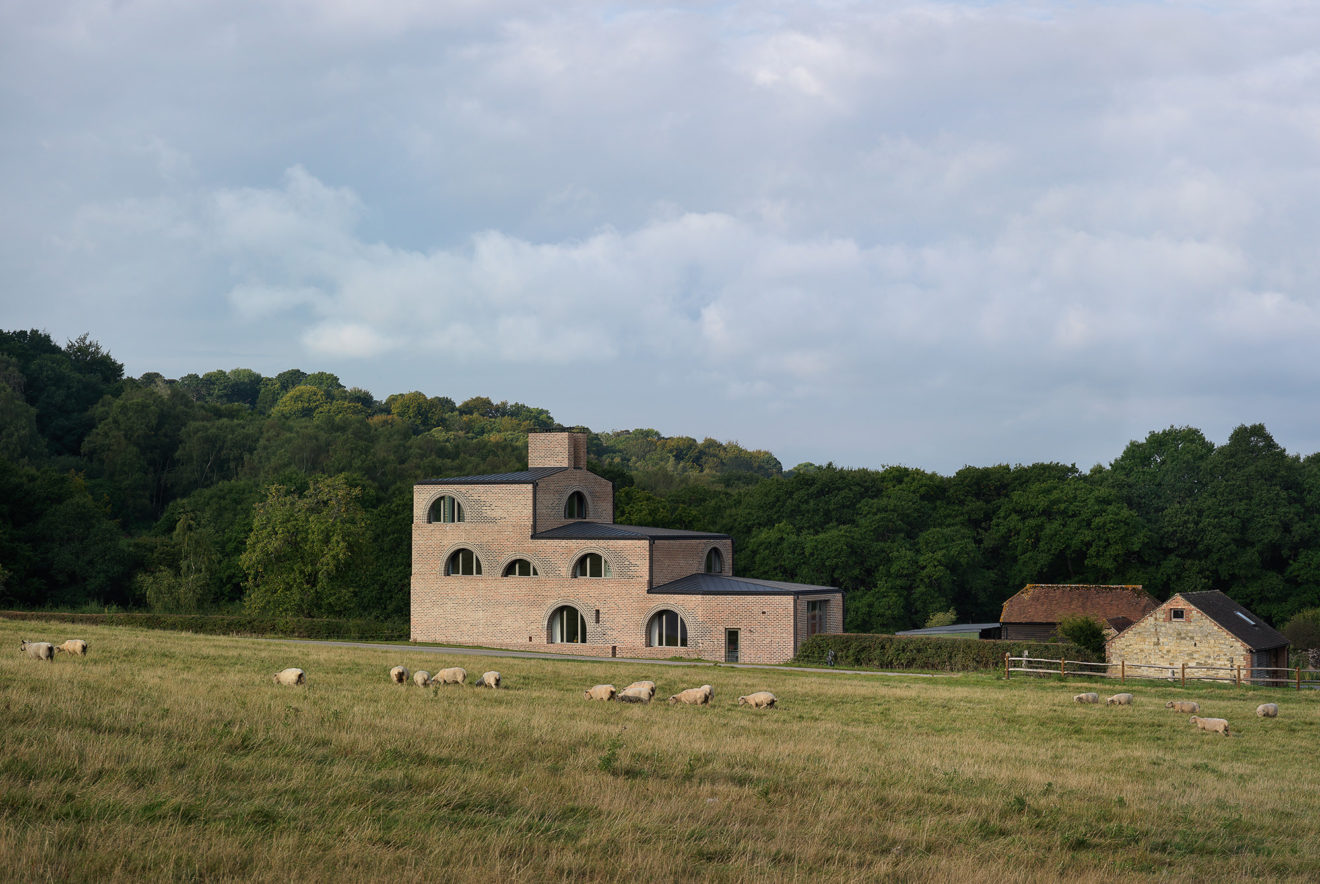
704,547 -> 724,574
429,495 -> 464,523
503,559 -> 538,577
548,605 -> 587,643
572,553 -> 611,578
647,610 -> 688,647
563,491 -> 588,519
445,548 -> 482,576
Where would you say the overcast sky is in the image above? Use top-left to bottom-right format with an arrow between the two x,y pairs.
3,1 -> 1319,473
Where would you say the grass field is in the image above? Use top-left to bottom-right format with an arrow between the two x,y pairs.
4,618 -> 1319,882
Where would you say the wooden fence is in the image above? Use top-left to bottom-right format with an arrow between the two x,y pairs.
1004,653 -> 1320,690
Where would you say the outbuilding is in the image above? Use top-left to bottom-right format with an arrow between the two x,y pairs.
999,584 -> 1159,642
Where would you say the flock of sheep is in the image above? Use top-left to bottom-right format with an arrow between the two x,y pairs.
1072,689 -> 1281,736
19,638 -> 88,660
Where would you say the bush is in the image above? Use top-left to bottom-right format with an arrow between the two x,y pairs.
793,633 -> 1101,672
0,610 -> 406,641
1054,615 -> 1107,657
1283,608 -> 1320,652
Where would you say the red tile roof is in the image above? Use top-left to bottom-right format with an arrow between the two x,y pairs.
1000,584 -> 1159,625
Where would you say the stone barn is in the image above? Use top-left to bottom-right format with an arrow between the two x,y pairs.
410,431 -> 843,664
1106,590 -> 1290,677
999,584 -> 1159,642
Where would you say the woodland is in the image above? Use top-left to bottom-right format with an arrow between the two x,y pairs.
3,328 -> 1319,635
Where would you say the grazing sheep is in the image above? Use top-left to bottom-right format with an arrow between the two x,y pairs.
474,671 -> 501,688
20,641 -> 54,662
737,691 -> 777,709
273,668 -> 306,686
668,685 -> 714,705
584,684 -> 616,701
55,639 -> 88,657
413,670 -> 432,687
389,666 -> 410,684
1106,693 -> 1134,706
622,680 -> 656,700
1165,700 -> 1200,714
1190,715 -> 1230,736
1073,692 -> 1099,704
617,686 -> 653,703
436,667 -> 467,685
1256,703 -> 1279,718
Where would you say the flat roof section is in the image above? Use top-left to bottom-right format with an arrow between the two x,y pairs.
651,573 -> 837,596
418,467 -> 567,485
532,522 -> 730,541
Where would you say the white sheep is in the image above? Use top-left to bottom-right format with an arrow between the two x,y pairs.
389,666 -> 409,684
1073,692 -> 1099,704
584,684 -> 616,701
474,671 -> 501,688
617,686 -> 653,703
436,667 -> 467,685
621,680 -> 656,700
1256,703 -> 1278,718
20,640 -> 54,662
1165,700 -> 1199,713
737,691 -> 776,708
1190,715 -> 1230,736
273,668 -> 306,686
1106,693 -> 1133,706
55,639 -> 88,657
413,670 -> 432,687
668,685 -> 713,705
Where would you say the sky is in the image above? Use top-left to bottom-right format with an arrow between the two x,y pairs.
3,1 -> 1320,474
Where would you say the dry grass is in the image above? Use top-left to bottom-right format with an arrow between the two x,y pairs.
3,618 -> 1319,882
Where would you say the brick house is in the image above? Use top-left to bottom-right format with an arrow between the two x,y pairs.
410,431 -> 843,664
999,584 -> 1159,642
1106,590 -> 1290,676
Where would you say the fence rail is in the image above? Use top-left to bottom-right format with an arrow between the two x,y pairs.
1004,654 -> 1320,690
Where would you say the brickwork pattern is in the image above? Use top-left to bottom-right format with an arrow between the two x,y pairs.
532,470 -> 614,532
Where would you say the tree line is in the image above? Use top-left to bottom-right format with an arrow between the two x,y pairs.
2,328 -> 1318,641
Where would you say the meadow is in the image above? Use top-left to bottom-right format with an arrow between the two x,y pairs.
3,618 -> 1319,883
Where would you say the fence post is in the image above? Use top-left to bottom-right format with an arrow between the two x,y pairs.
1004,652 -> 1010,680
1121,660 -> 1125,684
1298,667 -> 1303,691
1181,663 -> 1186,688
1061,657 -> 1066,679
1235,665 -> 1240,687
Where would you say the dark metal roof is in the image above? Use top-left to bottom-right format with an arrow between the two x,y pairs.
650,573 -> 837,596
897,623 -> 1001,637
1178,591 -> 1289,651
532,522 -> 729,541
418,467 -> 567,485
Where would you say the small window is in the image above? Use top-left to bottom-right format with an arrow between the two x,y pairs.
548,606 -> 587,643
429,495 -> 464,523
503,559 -> 538,577
704,547 -> 724,574
807,599 -> 829,635
1235,611 -> 1256,626
564,491 -> 588,519
445,548 -> 481,576
1170,608 -> 1186,621
572,553 -> 611,578
648,610 -> 688,647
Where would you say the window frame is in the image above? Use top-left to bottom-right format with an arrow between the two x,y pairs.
572,552 -> 612,578
806,599 -> 829,635
502,558 -> 539,577
704,547 -> 724,574
563,491 -> 588,519
429,495 -> 465,524
548,605 -> 588,644
647,609 -> 688,648
444,548 -> 482,576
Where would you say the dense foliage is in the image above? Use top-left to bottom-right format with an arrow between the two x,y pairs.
793,634 -> 1100,671
3,327 -> 1320,634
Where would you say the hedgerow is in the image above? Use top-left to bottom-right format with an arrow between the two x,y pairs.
793,633 -> 1100,672
0,611 -> 406,641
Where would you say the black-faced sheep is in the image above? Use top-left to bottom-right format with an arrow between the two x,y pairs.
668,685 -> 713,705
1190,715 -> 1230,735
273,668 -> 306,685
20,641 -> 54,662
584,684 -> 616,701
1073,692 -> 1099,704
413,670 -> 432,687
55,639 -> 88,656
474,671 -> 501,688
737,691 -> 776,708
390,666 -> 409,684
1106,693 -> 1133,706
1165,700 -> 1199,713
436,667 -> 467,685
1256,703 -> 1278,718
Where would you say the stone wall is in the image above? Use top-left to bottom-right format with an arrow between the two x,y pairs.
1107,595 -> 1249,674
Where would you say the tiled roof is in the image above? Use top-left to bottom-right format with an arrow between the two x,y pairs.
532,522 -> 729,541
650,574 -> 836,596
419,467 -> 567,485
1000,584 -> 1159,624
1178,591 -> 1289,651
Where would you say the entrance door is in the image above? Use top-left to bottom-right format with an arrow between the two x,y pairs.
725,629 -> 740,663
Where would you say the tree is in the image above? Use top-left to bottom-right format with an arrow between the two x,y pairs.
1055,615 -> 1106,657
1282,608 -> 1320,652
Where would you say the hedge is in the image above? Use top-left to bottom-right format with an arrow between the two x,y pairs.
0,611 -> 407,641
793,633 -> 1102,672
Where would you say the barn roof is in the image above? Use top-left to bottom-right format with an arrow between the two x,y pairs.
1176,591 -> 1289,651
1000,584 -> 1159,625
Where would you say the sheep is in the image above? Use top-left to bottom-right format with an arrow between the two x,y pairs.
737,691 -> 777,709
621,680 -> 656,700
20,640 -> 54,662
273,668 -> 306,686
413,670 -> 432,687
389,666 -> 410,684
668,685 -> 713,705
1165,700 -> 1200,714
584,684 -> 616,701
1256,703 -> 1279,718
1073,692 -> 1099,704
436,667 -> 467,685
54,639 -> 88,657
617,686 -> 653,704
474,671 -> 501,688
1106,693 -> 1134,706
1190,715 -> 1230,736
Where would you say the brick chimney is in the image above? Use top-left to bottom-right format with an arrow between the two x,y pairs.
528,431 -> 587,469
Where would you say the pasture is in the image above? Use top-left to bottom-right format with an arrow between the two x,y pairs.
3,618 -> 1319,882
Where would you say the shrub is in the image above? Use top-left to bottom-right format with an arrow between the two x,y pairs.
1283,608 -> 1320,652
1054,615 -> 1107,657
793,633 -> 1100,672
0,611 -> 405,641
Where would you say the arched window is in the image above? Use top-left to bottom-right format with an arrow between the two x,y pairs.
563,491 -> 588,519
572,553 -> 611,578
548,605 -> 587,643
445,548 -> 481,576
647,610 -> 688,648
429,495 -> 464,523
503,558 -> 538,577
704,547 -> 724,574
